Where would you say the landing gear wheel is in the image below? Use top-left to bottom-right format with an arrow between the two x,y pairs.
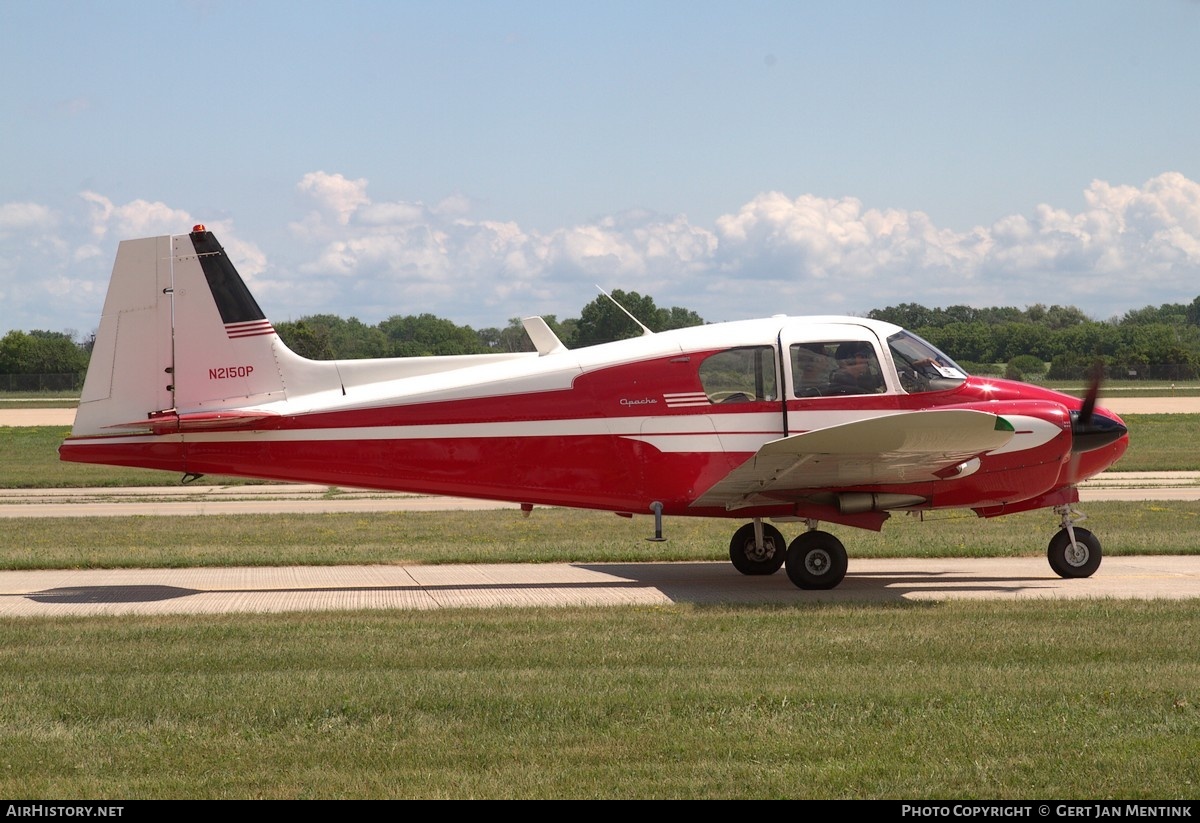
1047,527 -> 1102,578
729,523 -> 786,575
785,531 -> 848,590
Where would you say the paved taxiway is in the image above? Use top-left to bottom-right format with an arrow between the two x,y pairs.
2,400 -> 1198,613
2,557 -> 1198,617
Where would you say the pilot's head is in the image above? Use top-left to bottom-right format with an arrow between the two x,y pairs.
835,342 -> 872,362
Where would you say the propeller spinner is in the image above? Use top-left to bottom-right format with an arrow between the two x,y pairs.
1069,373 -> 1127,454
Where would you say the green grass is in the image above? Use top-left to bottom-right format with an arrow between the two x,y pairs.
1109,414 -> 1200,471
1052,380 -> 1200,398
0,602 -> 1197,799
0,392 -> 79,404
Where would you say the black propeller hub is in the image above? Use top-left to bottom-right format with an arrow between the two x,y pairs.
1069,409 -> 1127,454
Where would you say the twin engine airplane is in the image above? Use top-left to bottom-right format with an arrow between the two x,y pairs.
60,226 -> 1130,590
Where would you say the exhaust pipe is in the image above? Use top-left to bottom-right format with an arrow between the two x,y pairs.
837,492 -> 928,514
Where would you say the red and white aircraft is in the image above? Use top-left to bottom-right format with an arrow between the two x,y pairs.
60,226 -> 1130,589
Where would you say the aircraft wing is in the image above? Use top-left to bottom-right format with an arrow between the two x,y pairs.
691,409 -> 1016,511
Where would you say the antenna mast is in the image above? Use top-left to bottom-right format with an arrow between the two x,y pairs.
596,286 -> 654,336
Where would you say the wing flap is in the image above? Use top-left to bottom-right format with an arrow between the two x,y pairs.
692,409 -> 1015,510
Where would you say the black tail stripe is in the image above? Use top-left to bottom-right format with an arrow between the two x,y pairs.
189,229 -> 267,325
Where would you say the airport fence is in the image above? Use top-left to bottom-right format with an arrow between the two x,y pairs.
0,373 -> 85,393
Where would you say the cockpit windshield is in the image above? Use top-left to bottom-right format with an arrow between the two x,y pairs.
887,330 -> 968,394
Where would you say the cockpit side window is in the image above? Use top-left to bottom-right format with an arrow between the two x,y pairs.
791,341 -> 885,397
698,346 -> 778,404
888,331 -> 969,394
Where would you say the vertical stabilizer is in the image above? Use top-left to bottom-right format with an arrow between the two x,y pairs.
70,226 -> 304,437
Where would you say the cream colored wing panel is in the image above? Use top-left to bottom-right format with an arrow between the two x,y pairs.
691,409 -> 1014,510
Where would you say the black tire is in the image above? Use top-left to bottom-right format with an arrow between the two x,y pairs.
728,523 -> 786,575
785,531 -> 848,590
1047,528 -> 1102,578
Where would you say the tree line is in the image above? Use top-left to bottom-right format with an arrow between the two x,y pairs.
5,291 -> 1200,388
866,299 -> 1200,380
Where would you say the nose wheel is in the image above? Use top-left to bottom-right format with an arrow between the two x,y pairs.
1047,505 -> 1102,578
1047,527 -> 1102,578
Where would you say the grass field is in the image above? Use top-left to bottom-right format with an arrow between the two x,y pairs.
1,601 -> 1197,799
1,413 -> 1198,799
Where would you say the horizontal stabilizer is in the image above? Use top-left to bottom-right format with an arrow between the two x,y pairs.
521,317 -> 568,355
101,410 -> 281,435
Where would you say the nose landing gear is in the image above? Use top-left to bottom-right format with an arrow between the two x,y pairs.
1047,505 -> 1102,578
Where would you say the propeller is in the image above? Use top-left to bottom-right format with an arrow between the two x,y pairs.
1069,366 -> 1126,455
1076,370 -> 1099,429
1064,363 -> 1128,485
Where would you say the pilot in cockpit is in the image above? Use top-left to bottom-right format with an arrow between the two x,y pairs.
832,342 -> 884,394
793,342 -> 831,396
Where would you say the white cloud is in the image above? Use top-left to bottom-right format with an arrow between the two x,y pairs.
975,172 -> 1200,315
358,202 -> 426,226
3,172 -> 1200,336
81,192 -> 195,242
295,171 -> 370,227
0,202 -> 56,233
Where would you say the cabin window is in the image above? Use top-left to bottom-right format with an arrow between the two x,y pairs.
887,331 -> 968,394
791,341 -> 884,396
698,346 -> 778,403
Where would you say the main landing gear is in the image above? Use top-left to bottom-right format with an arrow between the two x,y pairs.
728,505 -> 1104,591
729,518 -> 847,590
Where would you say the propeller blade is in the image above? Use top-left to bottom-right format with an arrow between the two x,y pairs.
1077,367 -> 1102,427
1065,362 -> 1127,490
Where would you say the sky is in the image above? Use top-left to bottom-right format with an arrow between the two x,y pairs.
2,0 -> 1199,340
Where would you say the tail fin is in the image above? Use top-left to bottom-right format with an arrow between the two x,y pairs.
68,225 -> 541,444
71,226 -> 302,437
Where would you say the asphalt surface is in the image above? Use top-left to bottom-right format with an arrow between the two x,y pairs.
3,400 -> 1198,613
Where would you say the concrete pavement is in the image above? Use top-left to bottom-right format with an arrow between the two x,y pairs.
1,556 -> 1198,616
0,407 -> 76,426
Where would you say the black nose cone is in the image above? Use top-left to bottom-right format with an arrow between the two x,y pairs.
1070,410 -> 1128,454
